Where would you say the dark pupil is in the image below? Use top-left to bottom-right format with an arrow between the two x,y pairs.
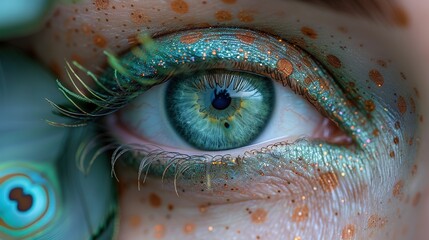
211,89 -> 231,110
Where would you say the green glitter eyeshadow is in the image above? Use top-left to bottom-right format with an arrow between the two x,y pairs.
56,28 -> 385,189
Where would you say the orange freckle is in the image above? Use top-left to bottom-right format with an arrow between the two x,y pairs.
327,54 -> 342,68
154,224 -> 166,239
393,136 -> 399,145
183,223 -> 196,234
412,192 -> 421,207
341,224 -> 356,240
221,0 -> 237,4
215,10 -> 233,22
94,0 -> 109,9
93,34 -> 107,48
129,215 -> 142,229
318,172 -> 339,192
251,208 -> 268,224
364,100 -> 376,112
304,77 -> 313,85
238,10 -> 254,23
372,129 -> 379,137
236,32 -> 255,44
369,69 -> 384,87
368,215 -> 388,229
301,26 -> 318,39
171,0 -> 189,14
393,180 -> 404,199
391,5 -> 410,27
180,32 -> 203,44
291,205 -> 309,222
130,10 -> 150,24
149,193 -> 162,208
397,96 -> 407,115
277,59 -> 294,77
167,204 -> 174,211
390,151 -> 395,158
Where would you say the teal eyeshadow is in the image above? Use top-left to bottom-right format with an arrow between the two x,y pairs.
62,28 -> 384,184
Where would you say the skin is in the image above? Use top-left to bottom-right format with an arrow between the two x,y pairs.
4,0 -> 429,239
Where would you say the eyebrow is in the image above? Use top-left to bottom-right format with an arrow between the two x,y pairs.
295,0 -> 409,27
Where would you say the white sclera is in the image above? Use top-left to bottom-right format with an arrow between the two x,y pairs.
114,80 -> 325,154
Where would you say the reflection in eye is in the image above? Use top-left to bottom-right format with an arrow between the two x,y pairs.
53,27 -> 377,199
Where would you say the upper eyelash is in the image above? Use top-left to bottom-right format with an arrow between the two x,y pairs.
48,27 -> 376,150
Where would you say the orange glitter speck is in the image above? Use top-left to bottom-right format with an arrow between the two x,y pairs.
393,136 -> 399,145
364,100 -> 376,112
180,32 -> 203,44
183,223 -> 196,234
238,10 -> 254,23
319,172 -> 339,192
301,27 -> 318,39
251,208 -> 268,224
369,69 -> 384,87
277,59 -> 294,77
94,0 -> 109,10
93,34 -> 107,48
393,180 -> 404,199
327,54 -> 342,68
171,0 -> 189,14
154,224 -> 166,239
215,10 -> 233,22
341,224 -> 356,240
291,205 -> 309,222
391,5 -> 410,27
149,193 -> 162,208
236,32 -> 255,44
397,96 -> 407,115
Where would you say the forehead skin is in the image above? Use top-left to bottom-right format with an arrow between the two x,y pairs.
20,0 -> 429,239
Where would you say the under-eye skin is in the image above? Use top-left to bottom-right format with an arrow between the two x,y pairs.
53,28 -> 395,200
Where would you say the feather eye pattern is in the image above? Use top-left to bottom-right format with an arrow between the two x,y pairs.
0,48 -> 118,239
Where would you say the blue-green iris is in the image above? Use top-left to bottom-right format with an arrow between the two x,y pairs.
165,70 -> 274,151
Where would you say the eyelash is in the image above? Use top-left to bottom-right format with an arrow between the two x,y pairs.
51,27 -> 378,194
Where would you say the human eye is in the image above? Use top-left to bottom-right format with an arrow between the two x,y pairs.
17,0 -> 424,239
